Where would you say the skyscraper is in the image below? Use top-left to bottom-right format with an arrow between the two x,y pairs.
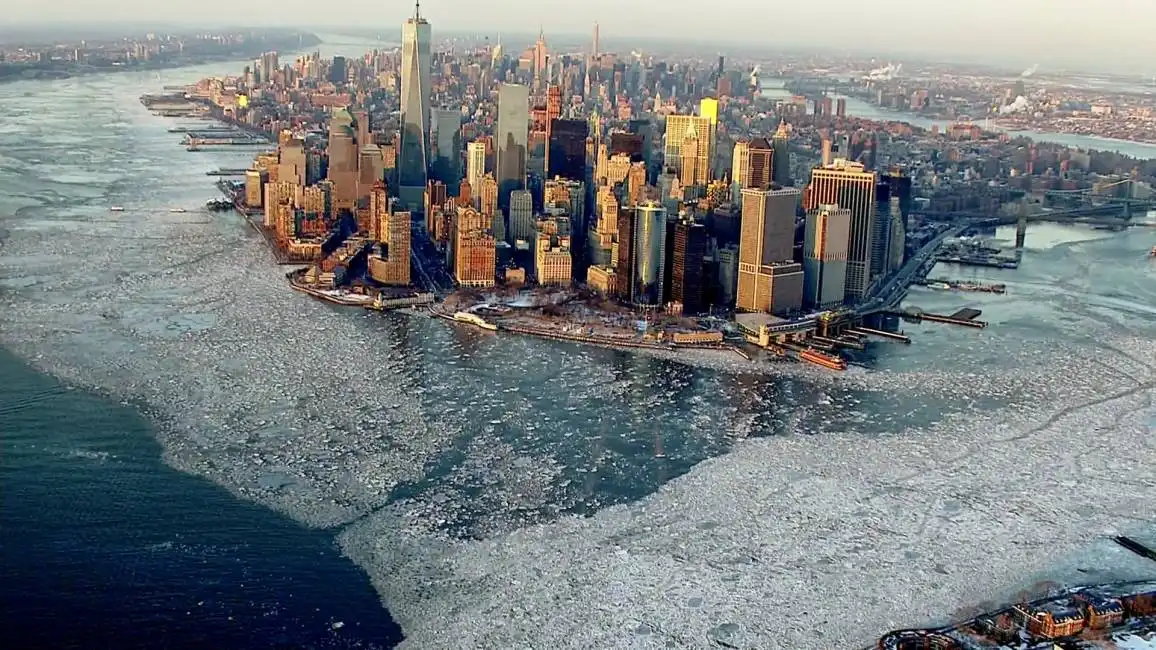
327,108 -> 359,209
698,97 -> 719,176
771,120 -> 791,187
737,187 -> 803,315
329,56 -> 347,84
746,137 -> 774,190
466,141 -> 486,204
508,189 -> 534,245
544,84 -> 562,165
547,118 -> 588,181
804,159 -> 877,301
433,108 -> 462,186
495,83 -> 530,210
398,2 -> 432,212
663,114 -> 712,179
671,220 -> 708,314
803,204 -> 851,309
731,140 -> 749,202
631,202 -> 667,307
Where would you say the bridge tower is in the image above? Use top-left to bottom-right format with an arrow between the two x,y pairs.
1014,200 -> 1028,256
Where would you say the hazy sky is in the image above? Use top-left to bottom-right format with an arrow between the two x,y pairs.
9,0 -> 1156,73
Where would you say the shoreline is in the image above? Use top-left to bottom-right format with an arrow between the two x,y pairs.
0,37 -> 321,86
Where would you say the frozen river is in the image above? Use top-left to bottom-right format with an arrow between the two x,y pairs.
2,58 -> 1155,648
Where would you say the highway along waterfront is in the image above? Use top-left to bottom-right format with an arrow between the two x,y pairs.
1,40 -> 1155,650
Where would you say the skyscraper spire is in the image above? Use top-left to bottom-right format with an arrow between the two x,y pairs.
414,0 -> 421,19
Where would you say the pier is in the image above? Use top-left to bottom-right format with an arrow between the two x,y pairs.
915,278 -> 1007,294
184,137 -> 269,146
365,293 -> 436,311
848,327 -> 912,344
1114,536 -> 1156,563
892,308 -> 988,328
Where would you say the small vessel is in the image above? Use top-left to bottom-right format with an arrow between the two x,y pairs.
1149,246 -> 1156,258
452,311 -> 498,331
169,208 -> 186,213
109,206 -> 125,212
927,281 -> 951,290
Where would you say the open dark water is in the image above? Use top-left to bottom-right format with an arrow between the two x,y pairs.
0,348 -> 402,649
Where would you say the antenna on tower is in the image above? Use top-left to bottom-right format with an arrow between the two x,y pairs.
414,0 -> 421,19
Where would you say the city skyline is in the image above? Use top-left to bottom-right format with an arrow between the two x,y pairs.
6,1 -> 1156,74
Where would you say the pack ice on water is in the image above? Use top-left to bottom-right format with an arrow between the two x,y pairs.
1,73 -> 1155,649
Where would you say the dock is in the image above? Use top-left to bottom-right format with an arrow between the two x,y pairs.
892,308 -> 988,328
916,278 -> 1007,294
935,254 -> 1019,269
1114,536 -> 1156,563
848,327 -> 912,344
206,168 -> 249,176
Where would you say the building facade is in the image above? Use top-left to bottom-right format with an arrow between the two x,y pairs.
803,204 -> 851,309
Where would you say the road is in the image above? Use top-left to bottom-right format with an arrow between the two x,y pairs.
856,224 -> 967,316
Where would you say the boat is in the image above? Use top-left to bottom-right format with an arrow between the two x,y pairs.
109,206 -> 125,212
168,208 -> 186,213
799,348 -> 847,371
452,311 -> 498,331
927,281 -> 951,290
1149,246 -> 1156,258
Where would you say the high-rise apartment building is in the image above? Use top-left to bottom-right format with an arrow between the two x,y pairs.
277,131 -> 307,187
803,204 -> 851,309
804,159 -> 876,301
368,183 -> 411,286
245,168 -> 267,208
495,83 -> 530,209
771,120 -> 792,187
737,187 -> 802,315
398,3 -> 432,211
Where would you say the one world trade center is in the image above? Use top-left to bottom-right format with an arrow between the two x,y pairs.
398,1 -> 431,212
